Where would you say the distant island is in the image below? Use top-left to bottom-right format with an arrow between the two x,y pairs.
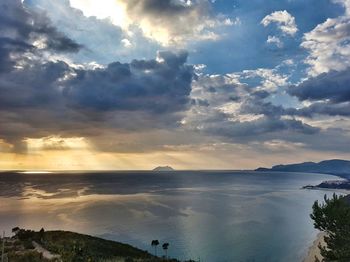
153,166 -> 175,171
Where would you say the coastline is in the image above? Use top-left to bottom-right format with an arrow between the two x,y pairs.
303,232 -> 326,262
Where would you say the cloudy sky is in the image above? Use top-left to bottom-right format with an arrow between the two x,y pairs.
1,0 -> 350,170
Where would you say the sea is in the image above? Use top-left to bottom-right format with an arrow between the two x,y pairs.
0,171 -> 343,262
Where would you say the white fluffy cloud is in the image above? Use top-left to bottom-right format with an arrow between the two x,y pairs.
333,0 -> 350,14
261,10 -> 298,36
240,68 -> 289,92
301,0 -> 350,75
267,35 -> 283,48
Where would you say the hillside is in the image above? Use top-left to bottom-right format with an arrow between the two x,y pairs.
5,228 -> 183,262
256,159 -> 350,178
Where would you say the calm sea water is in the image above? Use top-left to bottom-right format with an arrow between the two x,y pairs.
0,171 -> 342,261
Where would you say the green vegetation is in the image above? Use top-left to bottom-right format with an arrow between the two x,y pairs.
7,250 -> 51,262
2,228 -> 51,262
41,231 -> 155,261
3,228 -> 196,262
6,228 -> 156,261
311,194 -> 350,262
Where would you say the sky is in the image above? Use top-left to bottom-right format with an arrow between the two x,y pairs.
1,0 -> 350,170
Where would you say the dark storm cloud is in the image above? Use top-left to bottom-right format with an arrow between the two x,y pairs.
285,68 -> 350,117
203,115 -> 318,139
126,0 -> 195,15
291,102 -> 350,118
0,52 -> 194,151
241,91 -> 350,122
251,90 -> 271,99
0,0 -> 195,152
188,73 -> 320,144
0,0 -> 81,68
0,61 -> 70,109
1,0 -> 348,157
240,99 -> 286,117
0,0 -> 81,151
119,0 -> 230,45
27,0 -> 152,65
289,69 -> 350,103
64,51 -> 193,113
0,37 -> 31,73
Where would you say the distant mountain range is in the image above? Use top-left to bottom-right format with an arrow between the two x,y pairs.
153,166 -> 175,171
256,159 -> 350,178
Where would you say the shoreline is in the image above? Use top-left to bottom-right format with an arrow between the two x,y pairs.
303,232 -> 326,262
303,187 -> 350,195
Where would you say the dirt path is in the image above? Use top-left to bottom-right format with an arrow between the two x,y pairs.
32,241 -> 61,261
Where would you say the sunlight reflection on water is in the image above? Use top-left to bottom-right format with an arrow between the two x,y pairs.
0,171 -> 343,261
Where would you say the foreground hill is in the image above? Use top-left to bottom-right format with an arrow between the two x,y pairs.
256,159 -> 350,178
7,228 -> 184,262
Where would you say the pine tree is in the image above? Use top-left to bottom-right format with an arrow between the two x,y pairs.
311,194 -> 350,262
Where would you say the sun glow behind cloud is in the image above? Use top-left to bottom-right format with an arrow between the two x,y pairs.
25,136 -> 88,151
69,0 -> 128,28
2,136 -> 350,171
1,136 -> 103,170
68,0 -> 173,44
68,0 -> 235,46
2,0 -> 350,171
